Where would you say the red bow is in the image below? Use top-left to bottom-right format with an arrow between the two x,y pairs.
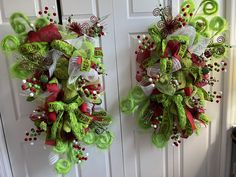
163,40 -> 181,60
28,24 -> 62,43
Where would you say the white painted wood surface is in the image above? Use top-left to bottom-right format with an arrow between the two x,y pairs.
0,0 -> 233,177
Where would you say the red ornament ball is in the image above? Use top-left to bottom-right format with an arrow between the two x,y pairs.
21,84 -> 28,90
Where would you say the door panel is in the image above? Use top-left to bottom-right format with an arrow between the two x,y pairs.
61,0 -> 97,16
130,0 -> 164,16
113,1 -> 170,177
2,0 -> 40,18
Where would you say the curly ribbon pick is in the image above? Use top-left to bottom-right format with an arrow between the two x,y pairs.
121,86 -> 150,128
34,17 -> 49,29
48,101 -> 86,141
120,86 -> 147,114
213,45 -> 226,58
83,131 -> 97,145
130,86 -> 148,103
173,95 -> 187,129
200,0 -> 218,15
209,16 -> 226,36
54,159 -> 71,174
53,140 -> 68,153
96,131 -> 114,149
9,12 -> 32,35
191,16 -> 208,33
120,98 -> 136,114
1,35 -> 20,52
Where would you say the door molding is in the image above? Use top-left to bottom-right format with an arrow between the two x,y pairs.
0,114 -> 13,177
220,0 -> 236,176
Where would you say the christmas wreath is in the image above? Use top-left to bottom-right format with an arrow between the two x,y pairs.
121,0 -> 230,148
1,7 -> 113,175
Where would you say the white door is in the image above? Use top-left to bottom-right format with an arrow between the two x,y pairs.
0,0 -> 123,177
112,0 -> 228,177
0,0 -> 230,177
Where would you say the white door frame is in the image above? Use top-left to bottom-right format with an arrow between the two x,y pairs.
220,0 -> 236,177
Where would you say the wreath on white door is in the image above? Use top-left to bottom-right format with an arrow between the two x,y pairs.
1,7 -> 113,175
121,0 -> 230,148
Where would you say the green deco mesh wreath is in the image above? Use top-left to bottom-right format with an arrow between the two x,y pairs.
1,7 -> 113,175
121,0 -> 230,148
